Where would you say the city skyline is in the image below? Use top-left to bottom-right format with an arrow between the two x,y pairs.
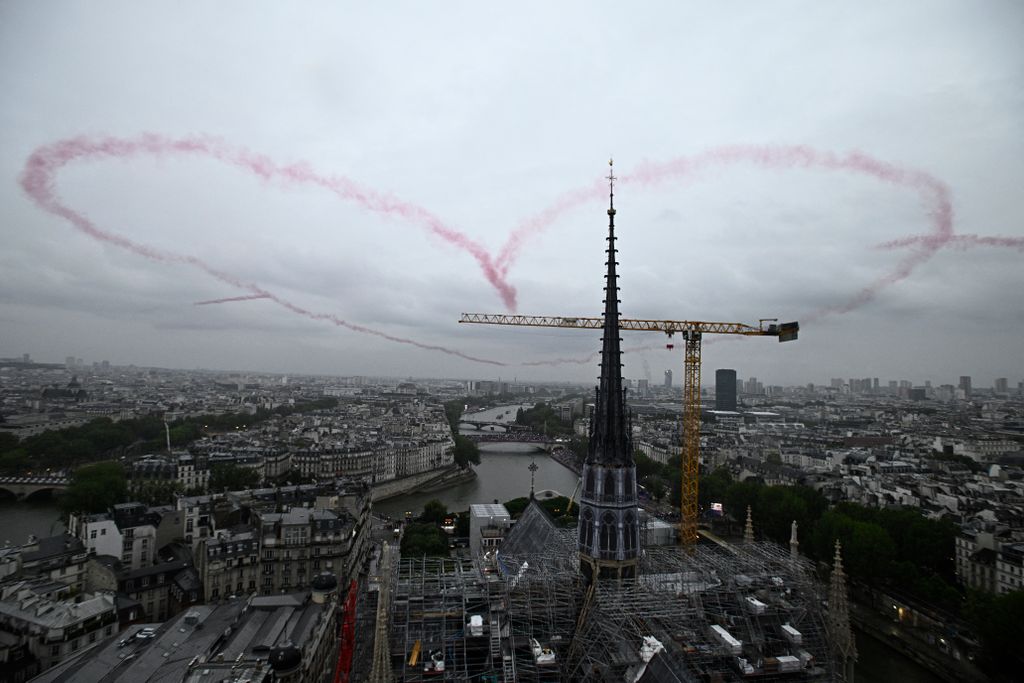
2,3 -> 1022,385
4,350 -> 1018,395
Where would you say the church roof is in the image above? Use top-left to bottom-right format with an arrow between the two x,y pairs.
497,498 -> 576,575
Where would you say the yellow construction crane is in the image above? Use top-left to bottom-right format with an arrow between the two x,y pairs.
459,313 -> 798,546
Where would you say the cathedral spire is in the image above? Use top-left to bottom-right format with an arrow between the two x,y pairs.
587,158 -> 631,467
828,540 -> 857,681
577,159 -> 640,584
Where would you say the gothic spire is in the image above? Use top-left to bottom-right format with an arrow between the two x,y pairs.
828,540 -> 857,681
743,505 -> 755,543
587,159 -> 632,466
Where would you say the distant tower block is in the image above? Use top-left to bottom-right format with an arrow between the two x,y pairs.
663,369 -> 673,388
715,369 -> 737,411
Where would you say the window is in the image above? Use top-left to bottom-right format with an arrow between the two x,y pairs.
51,645 -> 60,657
90,530 -> 97,540
600,512 -> 618,556
604,471 -> 616,502
579,508 -> 594,550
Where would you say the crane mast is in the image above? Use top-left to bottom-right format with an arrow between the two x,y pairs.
459,313 -> 798,546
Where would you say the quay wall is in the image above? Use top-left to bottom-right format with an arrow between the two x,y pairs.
371,465 -> 475,502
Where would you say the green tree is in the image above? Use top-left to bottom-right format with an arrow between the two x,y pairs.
209,463 -> 260,492
443,399 -> 465,432
967,590 -> 1024,676
515,403 -> 572,436
452,435 -> 481,469
455,512 -> 470,537
421,499 -> 448,524
400,522 -> 450,557
0,432 -> 19,452
60,462 -> 128,516
133,480 -> 183,506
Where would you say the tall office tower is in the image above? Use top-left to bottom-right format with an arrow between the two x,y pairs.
994,378 -> 1008,394
872,378 -> 879,392
577,165 -> 639,584
664,369 -> 673,388
959,376 -> 972,397
715,369 -> 738,411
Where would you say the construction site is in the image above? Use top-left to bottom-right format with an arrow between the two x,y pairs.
360,164 -> 848,682
368,505 -> 837,682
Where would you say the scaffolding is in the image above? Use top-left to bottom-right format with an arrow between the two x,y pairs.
380,505 -> 834,683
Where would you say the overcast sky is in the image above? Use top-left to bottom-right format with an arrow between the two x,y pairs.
1,1 -> 1021,388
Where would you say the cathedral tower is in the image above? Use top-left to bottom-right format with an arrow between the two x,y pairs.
577,161 -> 641,584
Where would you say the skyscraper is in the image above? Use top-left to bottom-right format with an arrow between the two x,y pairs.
663,369 -> 673,387
715,368 -> 737,411
995,377 -> 1008,394
959,375 -> 972,397
576,163 -> 639,584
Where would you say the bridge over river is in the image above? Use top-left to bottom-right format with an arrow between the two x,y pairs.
0,475 -> 70,500
461,431 -> 567,454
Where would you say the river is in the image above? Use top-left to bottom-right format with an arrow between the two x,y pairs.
375,402 -> 579,518
0,498 -> 64,543
855,626 -> 945,683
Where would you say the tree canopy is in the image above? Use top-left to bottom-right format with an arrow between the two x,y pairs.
515,402 -> 572,436
209,463 -> 261,492
452,435 -> 480,469
59,461 -> 128,516
0,397 -> 339,475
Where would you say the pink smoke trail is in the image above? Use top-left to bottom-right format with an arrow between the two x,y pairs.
22,134 -> 516,309
194,294 -> 271,305
20,140 -> 508,367
520,343 -> 665,367
498,146 -> 956,322
875,234 -> 1024,251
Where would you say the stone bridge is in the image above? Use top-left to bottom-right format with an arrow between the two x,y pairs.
457,419 -> 511,431
462,432 -> 568,454
0,475 -> 70,500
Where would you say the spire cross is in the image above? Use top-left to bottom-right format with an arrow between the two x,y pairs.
607,158 -> 616,209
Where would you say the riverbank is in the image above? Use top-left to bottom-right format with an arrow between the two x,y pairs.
849,601 -> 987,683
370,465 -> 476,503
373,448 -> 579,519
